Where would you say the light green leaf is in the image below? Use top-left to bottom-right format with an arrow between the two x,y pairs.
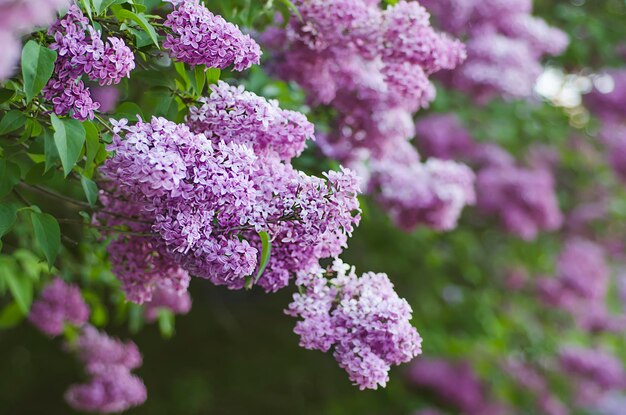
206,68 -> 221,85
21,41 -> 57,103
254,230 -> 272,284
0,110 -> 27,136
0,204 -> 18,238
157,309 -> 175,338
81,176 -> 99,207
30,211 -> 61,269
0,301 -> 26,329
81,0 -> 93,20
50,114 -> 86,176
0,259 -> 32,314
194,65 -> 206,96
115,9 -> 159,48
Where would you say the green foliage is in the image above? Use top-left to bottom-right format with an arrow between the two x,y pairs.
30,211 -> 60,270
50,115 -> 86,177
21,41 -> 57,103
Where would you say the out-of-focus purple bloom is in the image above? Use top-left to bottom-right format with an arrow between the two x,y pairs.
584,70 -> 626,123
91,86 -> 120,113
164,0 -> 261,71
476,164 -> 562,240
414,113 -> 475,160
29,278 -> 90,336
559,346 -> 626,393
407,358 -> 487,413
144,286 -> 192,322
286,260 -> 422,390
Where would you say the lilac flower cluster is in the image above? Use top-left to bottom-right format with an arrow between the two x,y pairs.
65,326 -> 147,413
42,5 -> 135,120
367,141 -> 476,231
28,277 -> 90,336
0,0 -> 69,80
263,0 -> 465,158
100,82 -> 360,301
414,113 -> 475,160
559,346 -> 626,403
421,0 -> 569,101
163,0 -> 261,71
536,238 -> 626,333
286,259 -> 422,390
476,162 -> 562,240
407,358 -> 499,414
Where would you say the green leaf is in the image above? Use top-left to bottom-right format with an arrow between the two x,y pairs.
25,163 -> 55,185
0,204 -> 18,238
81,0 -> 93,20
81,176 -> 99,207
30,211 -> 61,269
276,0 -> 302,21
157,309 -> 175,338
115,9 -> 159,48
254,230 -> 272,284
50,114 -> 86,177
21,41 -> 57,103
84,122 -> 101,177
0,259 -> 32,314
0,160 -> 21,197
92,0 -> 103,14
0,302 -> 26,329
0,88 -> 15,104
43,128 -> 59,172
206,68 -> 221,85
194,65 -> 206,96
0,110 -> 27,136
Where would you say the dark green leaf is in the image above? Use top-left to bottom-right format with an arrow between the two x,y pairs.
30,211 -> 61,269
43,128 -> 59,172
0,110 -> 27,136
50,114 -> 86,176
0,301 -> 26,329
25,163 -> 55,185
194,65 -> 206,96
21,41 -> 57,103
0,204 -> 18,238
81,176 -> 99,207
0,160 -> 21,197
0,88 -> 15,104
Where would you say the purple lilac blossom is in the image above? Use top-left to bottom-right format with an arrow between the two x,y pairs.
368,141 -> 475,231
65,326 -> 146,413
91,86 -> 120,113
0,0 -> 70,80
29,277 -> 90,336
414,113 -> 475,160
286,259 -> 422,390
421,0 -> 568,101
559,346 -> 626,393
476,164 -> 562,240
42,5 -> 134,120
100,83 -> 360,297
584,69 -> 626,123
407,358 -> 487,413
163,0 -> 261,71
143,286 -> 192,322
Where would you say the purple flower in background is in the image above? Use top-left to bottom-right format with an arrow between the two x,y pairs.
414,113 -> 475,160
65,326 -> 146,413
164,0 -> 261,70
144,286 -> 192,322
65,366 -> 147,414
29,278 -> 90,336
584,70 -> 626,123
476,164 -> 562,240
559,346 -> 626,393
407,358 -> 487,413
91,86 -> 120,112
287,260 -> 422,390
556,238 -> 609,301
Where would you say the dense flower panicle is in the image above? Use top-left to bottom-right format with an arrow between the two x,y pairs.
74,326 -> 142,374
556,238 -> 609,301
559,347 -> 626,391
263,0 -> 465,159
101,84 -> 360,296
407,359 -> 487,413
43,5 -> 134,120
476,164 -> 562,240
369,142 -> 475,231
65,367 -> 147,414
187,81 -> 314,160
421,0 -> 568,101
65,326 -> 146,413
29,278 -> 90,336
164,0 -> 261,70
144,286 -> 192,322
286,260 -> 422,390
414,113 -> 475,160
0,0 -> 70,80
